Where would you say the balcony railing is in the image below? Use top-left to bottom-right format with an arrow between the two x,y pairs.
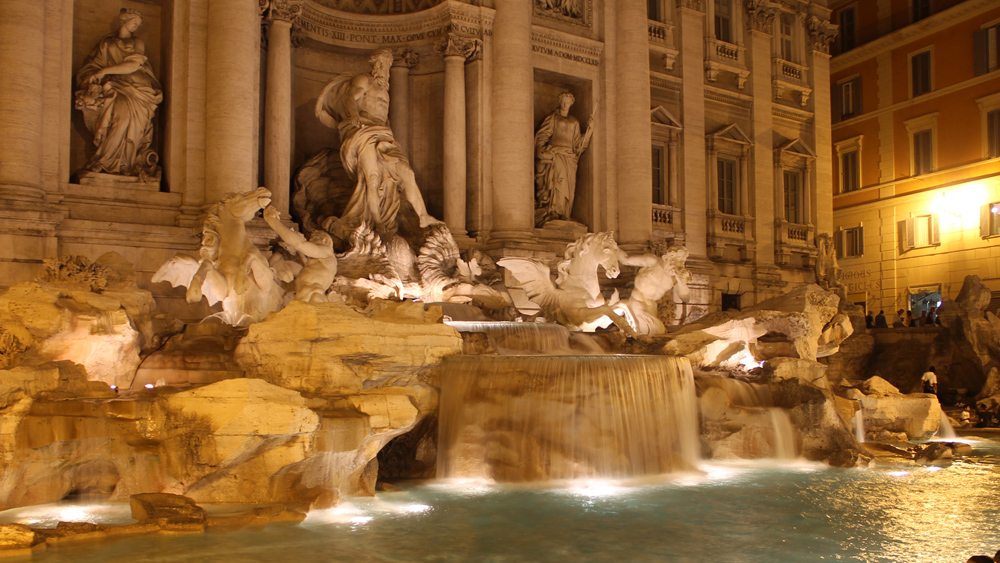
652,204 -> 682,228
648,21 -> 668,43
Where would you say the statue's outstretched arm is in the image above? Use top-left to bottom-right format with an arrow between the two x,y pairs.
264,206 -> 334,260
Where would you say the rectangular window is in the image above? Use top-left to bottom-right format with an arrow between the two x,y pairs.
842,81 -> 855,117
783,170 -> 801,223
839,8 -> 856,51
899,214 -> 940,251
652,145 -> 666,205
841,150 -> 860,193
715,0 -> 733,44
834,77 -> 862,122
718,158 -> 737,214
982,202 -> 1000,237
835,226 -> 864,258
913,129 -> 933,175
911,51 -> 932,97
988,109 -> 1000,158
912,0 -> 931,22
647,0 -> 662,22
780,13 -> 795,62
974,25 -> 1000,76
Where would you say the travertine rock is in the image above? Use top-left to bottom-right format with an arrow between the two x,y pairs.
859,392 -> 942,440
862,375 -> 900,396
234,300 -> 463,394
0,524 -> 40,550
130,493 -> 207,527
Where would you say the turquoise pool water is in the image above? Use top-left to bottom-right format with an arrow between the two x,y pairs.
8,435 -> 1000,563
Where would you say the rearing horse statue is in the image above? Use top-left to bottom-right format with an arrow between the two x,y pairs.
498,232 -> 636,336
153,188 -> 283,326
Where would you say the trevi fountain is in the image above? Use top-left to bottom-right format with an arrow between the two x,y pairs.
0,1 -> 998,561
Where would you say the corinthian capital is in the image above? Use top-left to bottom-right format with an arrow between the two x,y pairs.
261,0 -> 303,24
434,33 -> 481,61
392,48 -> 419,69
807,15 -> 839,54
745,0 -> 780,34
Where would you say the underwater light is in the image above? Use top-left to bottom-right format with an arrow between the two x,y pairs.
144,383 -> 154,389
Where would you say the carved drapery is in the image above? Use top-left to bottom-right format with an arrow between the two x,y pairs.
744,0 -> 780,34
806,16 -> 838,54
534,0 -> 589,26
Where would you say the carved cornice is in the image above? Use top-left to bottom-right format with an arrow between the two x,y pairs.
434,33 -> 480,60
295,1 -> 493,48
391,47 -> 419,68
745,0 -> 780,34
806,15 -> 837,54
705,87 -> 752,109
676,0 -> 704,13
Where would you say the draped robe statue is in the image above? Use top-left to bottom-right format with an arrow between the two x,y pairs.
75,9 -> 162,179
534,92 -> 593,227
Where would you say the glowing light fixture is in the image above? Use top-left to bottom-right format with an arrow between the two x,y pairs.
144,383 -> 154,389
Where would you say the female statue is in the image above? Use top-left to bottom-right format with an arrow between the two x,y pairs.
75,9 -> 163,179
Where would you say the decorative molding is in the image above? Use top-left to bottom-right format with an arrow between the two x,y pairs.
262,0 -> 305,23
530,28 -> 604,66
534,0 -> 591,28
310,0 -> 443,15
434,33 -> 479,60
676,0 -> 704,13
391,47 -> 419,68
806,15 -> 837,54
772,105 -> 813,123
745,0 -> 780,34
704,87 -> 753,109
650,74 -> 682,96
295,1 -> 492,48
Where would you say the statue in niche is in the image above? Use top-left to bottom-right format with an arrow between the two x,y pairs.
314,48 -> 440,239
815,233 -> 845,295
74,9 -> 163,180
152,189 -> 283,326
534,92 -> 594,227
263,206 -> 338,303
615,246 -> 693,337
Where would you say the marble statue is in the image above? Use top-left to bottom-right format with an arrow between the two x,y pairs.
498,232 -> 636,335
263,206 -> 338,303
74,9 -> 163,179
314,48 -> 439,238
815,233 -> 845,294
617,246 -> 692,336
534,92 -> 593,227
153,188 -> 283,326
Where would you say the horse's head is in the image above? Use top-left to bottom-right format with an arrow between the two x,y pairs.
221,187 -> 272,221
589,232 -> 621,279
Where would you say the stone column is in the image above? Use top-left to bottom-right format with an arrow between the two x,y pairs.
436,35 -> 478,238
262,1 -> 302,215
389,49 -> 417,157
678,2 -> 707,258
490,0 -> 535,245
615,0 -> 653,248
205,0 -> 260,203
747,1 -> 779,267
808,16 -> 837,235
0,0 -> 45,200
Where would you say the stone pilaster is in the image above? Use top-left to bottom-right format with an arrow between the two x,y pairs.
205,0 -> 260,203
436,34 -> 480,238
615,0 -> 653,248
489,0 -> 535,246
808,16 -> 837,235
748,3 -> 778,267
389,49 -> 418,157
263,0 -> 302,215
0,0 -> 45,201
678,2 -> 708,258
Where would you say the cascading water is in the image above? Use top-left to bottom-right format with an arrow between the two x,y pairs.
437,355 -> 700,481
853,409 -> 866,443
445,321 -> 574,354
698,377 -> 800,460
936,411 -> 957,439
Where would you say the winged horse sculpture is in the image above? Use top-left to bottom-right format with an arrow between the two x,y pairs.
498,232 -> 637,336
152,188 -> 284,326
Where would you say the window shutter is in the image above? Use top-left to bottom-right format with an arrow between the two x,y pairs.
899,218 -> 915,252
857,225 -> 865,257
853,77 -> 862,115
975,28 -> 989,76
834,229 -> 844,259
832,82 -> 843,122
982,204 -> 991,238
930,214 -> 940,245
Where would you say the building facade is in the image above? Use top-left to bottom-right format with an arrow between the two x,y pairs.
830,0 -> 1000,317
0,0 -> 835,317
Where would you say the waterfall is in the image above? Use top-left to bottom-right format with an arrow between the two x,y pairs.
446,321 -> 573,354
698,377 -> 800,460
437,355 -> 700,481
769,410 -> 797,460
853,409 -> 866,443
936,411 -> 957,439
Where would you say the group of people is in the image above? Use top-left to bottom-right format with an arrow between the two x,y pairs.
864,307 -> 942,329
966,551 -> 1000,562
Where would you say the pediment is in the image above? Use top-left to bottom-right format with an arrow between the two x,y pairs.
777,139 -> 816,158
708,123 -> 751,145
651,106 -> 682,129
